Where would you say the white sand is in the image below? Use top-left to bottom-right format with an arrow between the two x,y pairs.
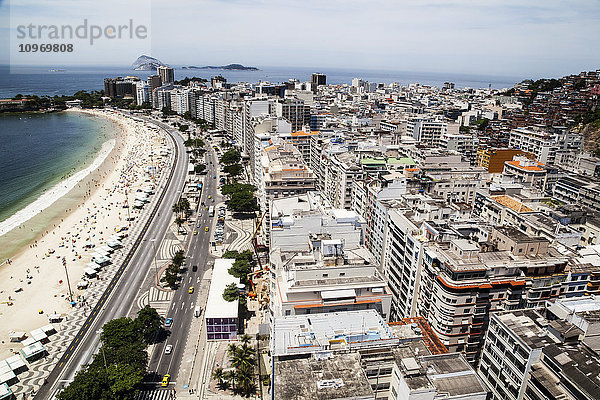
0,109 -> 169,359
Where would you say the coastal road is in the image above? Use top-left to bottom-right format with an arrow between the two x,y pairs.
36,114 -> 190,400
146,125 -> 221,387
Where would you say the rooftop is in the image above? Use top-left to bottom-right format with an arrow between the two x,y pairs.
272,310 -> 397,357
495,310 -> 555,350
543,343 -> 600,400
204,259 -> 239,319
274,353 -> 374,400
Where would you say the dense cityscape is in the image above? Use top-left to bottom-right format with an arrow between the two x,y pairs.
2,58 -> 600,400
90,66 -> 600,400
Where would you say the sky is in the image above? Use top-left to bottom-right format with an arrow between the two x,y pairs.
1,0 -> 599,78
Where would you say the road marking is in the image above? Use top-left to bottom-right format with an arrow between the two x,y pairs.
181,302 -> 185,310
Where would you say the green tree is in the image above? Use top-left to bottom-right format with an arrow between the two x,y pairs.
228,259 -> 252,282
162,267 -> 178,289
174,216 -> 185,232
106,363 -> 144,398
223,164 -> 243,179
224,369 -> 237,392
223,283 -> 240,302
227,190 -> 259,213
236,363 -> 255,397
220,148 -> 241,165
172,249 -> 185,268
195,163 -> 206,174
57,365 -> 109,400
212,367 -> 227,390
134,305 -> 163,344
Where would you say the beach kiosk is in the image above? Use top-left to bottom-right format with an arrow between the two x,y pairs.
106,239 -> 123,250
19,342 -> 46,362
84,267 -> 98,278
5,355 -> 27,375
0,383 -> 13,400
0,361 -> 16,387
30,328 -> 48,344
8,332 -> 26,343
48,313 -> 62,323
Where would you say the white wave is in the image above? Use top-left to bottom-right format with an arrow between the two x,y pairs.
0,139 -> 116,237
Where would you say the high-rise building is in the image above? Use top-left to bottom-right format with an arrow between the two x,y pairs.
134,81 -> 149,105
157,66 -> 174,84
148,75 -> 162,93
274,98 -> 310,134
310,72 -> 326,92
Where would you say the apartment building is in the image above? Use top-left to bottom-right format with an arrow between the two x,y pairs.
502,156 -> 549,191
479,309 -> 600,400
418,227 -> 571,363
477,148 -> 533,173
272,310 -> 488,400
269,241 -> 392,321
553,175 -> 600,214
270,193 -> 365,252
406,116 -> 448,146
508,127 -> 583,166
278,130 -> 320,165
321,150 -> 363,210
274,98 -> 310,131
439,133 -> 479,165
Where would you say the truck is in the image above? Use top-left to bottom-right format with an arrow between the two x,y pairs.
208,206 -> 215,217
194,306 -> 202,317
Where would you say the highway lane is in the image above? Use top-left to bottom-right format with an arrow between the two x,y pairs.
37,114 -> 190,400
147,129 -> 221,385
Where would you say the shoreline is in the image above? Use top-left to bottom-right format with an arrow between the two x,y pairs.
0,138 -> 115,237
0,110 -> 121,262
0,109 -> 170,361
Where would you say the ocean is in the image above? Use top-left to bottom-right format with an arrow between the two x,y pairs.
0,64 -> 524,98
0,112 -> 115,225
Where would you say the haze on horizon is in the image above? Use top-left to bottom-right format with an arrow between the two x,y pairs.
1,0 -> 600,79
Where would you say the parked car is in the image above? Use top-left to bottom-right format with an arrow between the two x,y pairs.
165,345 -> 173,355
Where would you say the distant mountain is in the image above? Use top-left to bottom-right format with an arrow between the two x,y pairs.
132,55 -> 166,71
182,64 -> 259,71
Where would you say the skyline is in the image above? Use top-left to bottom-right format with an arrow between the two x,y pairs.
1,0 -> 599,78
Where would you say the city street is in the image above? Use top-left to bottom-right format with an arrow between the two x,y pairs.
36,115 -> 190,400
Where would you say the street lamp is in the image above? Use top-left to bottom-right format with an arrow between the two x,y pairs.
150,239 -> 159,285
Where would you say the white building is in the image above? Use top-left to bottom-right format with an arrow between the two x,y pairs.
509,127 -> 583,166
205,258 -> 239,340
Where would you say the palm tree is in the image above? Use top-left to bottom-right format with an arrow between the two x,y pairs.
174,216 -> 185,233
224,369 -> 236,392
211,367 -> 226,390
227,343 -> 238,357
172,202 -> 181,217
236,363 -> 255,397
239,334 -> 251,344
232,343 -> 255,369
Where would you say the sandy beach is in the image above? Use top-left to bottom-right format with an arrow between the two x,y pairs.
0,109 -> 170,359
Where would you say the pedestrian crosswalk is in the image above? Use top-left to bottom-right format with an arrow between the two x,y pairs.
135,388 -> 176,400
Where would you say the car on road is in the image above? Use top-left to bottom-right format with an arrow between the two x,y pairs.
205,227 -> 209,232
208,195 -> 212,199
193,231 -> 198,235
213,175 -> 217,179
161,374 -> 170,387
164,345 -> 173,355
188,286 -> 194,294
164,317 -> 173,328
